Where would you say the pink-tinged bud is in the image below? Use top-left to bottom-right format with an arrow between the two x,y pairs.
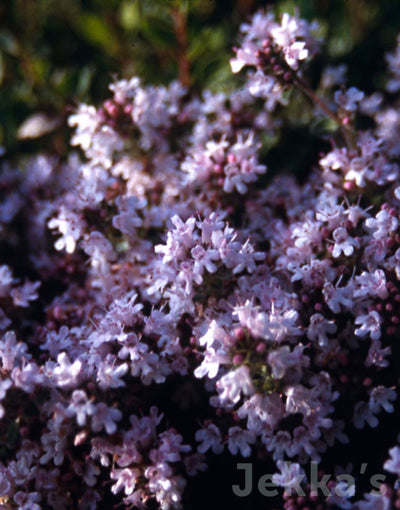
345,219 -> 353,230
386,303 -> 394,312
53,305 -> 65,320
343,181 -> 355,191
340,374 -> 349,384
320,226 -> 330,238
217,178 -> 224,186
214,164 -> 224,175
283,71 -> 292,82
227,153 -> 236,164
386,326 -> 397,335
104,99 -> 119,118
391,316 -> 400,324
232,353 -> 244,365
97,108 -> 107,123
234,327 -> 245,341
256,342 -> 266,354
262,39 -> 271,49
301,294 -> 310,303
389,208 -> 398,216
342,116 -> 351,126
216,408 -> 223,417
184,347 -> 192,356
123,104 -> 133,115
190,336 -> 197,346
363,377 -> 373,387
376,303 -> 384,312
394,294 -> 400,302
314,302 -> 323,312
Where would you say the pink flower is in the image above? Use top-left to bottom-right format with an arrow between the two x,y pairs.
195,424 -> 224,454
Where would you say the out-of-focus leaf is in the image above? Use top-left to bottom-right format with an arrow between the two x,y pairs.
76,66 -> 94,98
198,58 -> 234,92
0,51 -> 4,85
141,15 -> 175,48
75,13 -> 120,56
17,113 -> 62,140
31,56 -> 50,85
259,132 -> 281,154
328,33 -> 353,57
188,26 -> 226,61
310,116 -> 338,138
119,1 -> 141,31
13,82 -> 34,103
327,17 -> 354,56
0,31 -> 19,56
276,1 -> 296,17
190,0 -> 216,16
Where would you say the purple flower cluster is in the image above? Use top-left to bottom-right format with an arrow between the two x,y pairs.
1,8 -> 400,509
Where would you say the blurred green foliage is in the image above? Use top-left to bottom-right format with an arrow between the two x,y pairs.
1,0 -> 400,156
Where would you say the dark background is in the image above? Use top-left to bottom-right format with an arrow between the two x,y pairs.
1,0 -> 400,159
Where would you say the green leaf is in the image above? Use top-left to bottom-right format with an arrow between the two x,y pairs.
119,0 -> 141,31
310,116 -> 338,138
141,14 -> 175,48
188,26 -> 226,61
75,13 -> 120,56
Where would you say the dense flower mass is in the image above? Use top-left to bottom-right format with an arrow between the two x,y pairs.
2,8 -> 400,510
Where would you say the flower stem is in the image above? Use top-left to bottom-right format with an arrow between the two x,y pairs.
172,5 -> 191,88
294,75 -> 357,153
